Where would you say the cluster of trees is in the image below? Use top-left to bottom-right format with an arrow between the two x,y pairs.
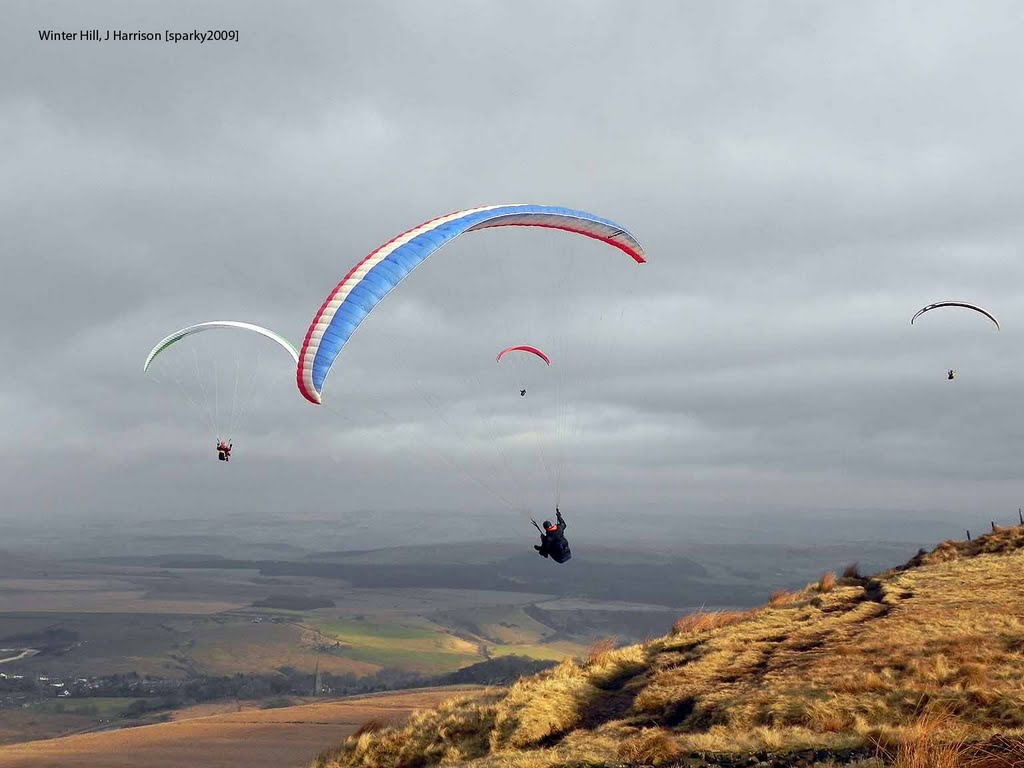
438,656 -> 556,686
251,595 -> 336,610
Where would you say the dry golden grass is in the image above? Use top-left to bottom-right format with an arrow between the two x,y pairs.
965,735 -> 1024,767
581,642 -> 648,692
321,691 -> 506,768
670,609 -> 752,636
768,588 -> 805,607
586,636 -> 618,665
872,709 -> 965,768
909,527 -> 1024,566
317,525 -> 1024,768
351,719 -> 388,739
871,709 -> 1024,768
892,737 -> 963,768
616,727 -> 683,765
490,659 -> 597,749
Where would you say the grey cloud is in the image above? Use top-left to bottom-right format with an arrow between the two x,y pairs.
4,1 -> 1024,548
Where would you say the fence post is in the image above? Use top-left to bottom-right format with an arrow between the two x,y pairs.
991,521 -> 997,532
966,529 -> 971,541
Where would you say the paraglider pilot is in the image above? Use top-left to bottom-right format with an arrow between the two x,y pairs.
534,508 -> 571,564
520,389 -> 527,397
217,440 -> 232,462
948,369 -> 956,380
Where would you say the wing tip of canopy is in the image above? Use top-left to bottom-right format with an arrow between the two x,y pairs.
296,357 -> 323,405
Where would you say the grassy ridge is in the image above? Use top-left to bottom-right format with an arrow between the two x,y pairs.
315,526 -> 1024,767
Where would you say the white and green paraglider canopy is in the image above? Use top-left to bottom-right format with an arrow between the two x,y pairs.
143,320 -> 299,373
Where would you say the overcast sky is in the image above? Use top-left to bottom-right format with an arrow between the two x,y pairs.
3,1 -> 1024,550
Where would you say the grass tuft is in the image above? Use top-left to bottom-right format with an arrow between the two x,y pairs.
617,728 -> 684,765
769,589 -> 804,607
586,636 -> 618,665
352,719 -> 388,739
671,610 -> 751,636
875,710 -> 966,768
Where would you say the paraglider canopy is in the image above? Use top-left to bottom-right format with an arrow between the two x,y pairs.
496,345 -> 552,366
910,302 -> 1000,330
143,320 -> 300,444
144,321 -> 299,373
297,204 -> 645,405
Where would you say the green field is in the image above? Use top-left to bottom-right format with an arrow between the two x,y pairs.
452,606 -> 555,644
32,697 -> 142,717
308,617 -> 483,674
486,641 -> 587,661
184,618 -> 380,676
311,618 -> 449,642
337,645 -> 481,674
308,612 -> 587,672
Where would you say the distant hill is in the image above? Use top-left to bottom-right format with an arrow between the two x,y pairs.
152,544 -> 778,609
314,526 -> 1024,767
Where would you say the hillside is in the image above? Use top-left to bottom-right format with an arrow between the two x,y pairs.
314,527 -> 1024,767
0,688 -> 479,768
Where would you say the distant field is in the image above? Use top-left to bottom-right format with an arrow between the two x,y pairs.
445,605 -> 554,644
0,612 -> 192,677
0,688 -> 481,768
0,561 -> 621,686
0,710 -> 99,747
0,699 -> 164,745
308,611 -> 588,672
0,578 -> 241,614
429,605 -> 592,662
30,697 -> 141,718
0,699 -> 288,747
0,606 -> 580,682
186,619 -> 380,676
486,640 -> 587,661
167,698 -> 294,720
308,617 -> 483,674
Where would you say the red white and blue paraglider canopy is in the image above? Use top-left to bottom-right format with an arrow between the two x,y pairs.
297,204 -> 645,404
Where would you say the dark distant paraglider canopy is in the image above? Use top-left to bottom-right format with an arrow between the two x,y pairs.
910,301 -> 1000,330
